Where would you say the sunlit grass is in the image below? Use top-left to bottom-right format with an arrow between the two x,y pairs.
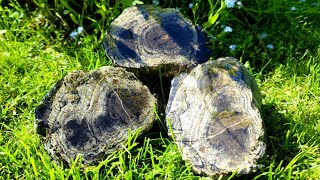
1,0 -> 320,179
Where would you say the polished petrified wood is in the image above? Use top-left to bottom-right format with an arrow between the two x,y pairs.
103,5 -> 211,76
35,66 -> 156,164
166,57 -> 266,176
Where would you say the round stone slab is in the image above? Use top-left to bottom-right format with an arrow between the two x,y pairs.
166,57 -> 265,176
103,5 -> 211,75
35,66 -> 156,164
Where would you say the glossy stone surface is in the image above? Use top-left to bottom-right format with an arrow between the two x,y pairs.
166,57 -> 265,176
103,5 -> 211,75
35,66 -> 156,164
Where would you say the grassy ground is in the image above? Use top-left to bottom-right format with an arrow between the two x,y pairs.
0,0 -> 320,179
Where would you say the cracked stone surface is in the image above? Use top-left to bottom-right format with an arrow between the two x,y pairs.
35,66 -> 156,164
166,57 -> 266,176
103,5 -> 211,76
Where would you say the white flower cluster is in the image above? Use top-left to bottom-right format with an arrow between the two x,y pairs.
70,26 -> 84,39
225,0 -> 243,9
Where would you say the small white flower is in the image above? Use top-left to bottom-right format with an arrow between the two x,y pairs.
152,0 -> 159,6
237,1 -> 243,8
189,3 -> 194,9
77,26 -> 84,34
70,31 -> 77,39
225,0 -> 236,8
70,26 -> 84,39
291,6 -> 296,11
267,44 -> 274,49
229,44 -> 236,51
224,26 -> 233,33
260,32 -> 267,39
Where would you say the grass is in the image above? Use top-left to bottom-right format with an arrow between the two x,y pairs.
0,0 -> 320,179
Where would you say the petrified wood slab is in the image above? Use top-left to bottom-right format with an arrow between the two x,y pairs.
103,5 -> 211,76
166,57 -> 266,176
34,66 -> 156,164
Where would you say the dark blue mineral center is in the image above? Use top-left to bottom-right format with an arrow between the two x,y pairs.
103,5 -> 211,72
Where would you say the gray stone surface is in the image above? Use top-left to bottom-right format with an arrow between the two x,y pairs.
35,66 -> 156,164
166,57 -> 266,176
103,5 -> 211,76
